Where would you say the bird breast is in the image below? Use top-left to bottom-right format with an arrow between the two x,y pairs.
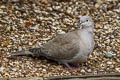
79,30 -> 94,54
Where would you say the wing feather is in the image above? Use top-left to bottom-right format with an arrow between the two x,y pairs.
41,31 -> 80,61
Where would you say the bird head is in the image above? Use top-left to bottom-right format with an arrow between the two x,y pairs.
77,16 -> 94,29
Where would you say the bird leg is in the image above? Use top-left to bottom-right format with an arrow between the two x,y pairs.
64,62 -> 73,70
63,62 -> 81,71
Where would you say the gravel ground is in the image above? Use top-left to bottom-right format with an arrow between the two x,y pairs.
0,0 -> 120,78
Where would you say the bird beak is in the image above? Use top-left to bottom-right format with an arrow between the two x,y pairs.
77,21 -> 83,29
77,22 -> 82,26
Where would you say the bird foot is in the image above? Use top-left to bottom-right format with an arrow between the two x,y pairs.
64,63 -> 80,71
64,63 -> 73,70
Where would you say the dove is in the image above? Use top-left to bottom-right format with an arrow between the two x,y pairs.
11,16 -> 95,70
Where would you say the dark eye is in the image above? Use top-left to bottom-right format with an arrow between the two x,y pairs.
86,20 -> 88,22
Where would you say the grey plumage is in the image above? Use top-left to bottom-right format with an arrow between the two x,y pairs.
11,16 -> 95,69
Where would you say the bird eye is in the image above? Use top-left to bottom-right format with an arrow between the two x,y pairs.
86,20 -> 88,22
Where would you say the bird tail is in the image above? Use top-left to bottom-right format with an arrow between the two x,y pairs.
11,48 -> 42,56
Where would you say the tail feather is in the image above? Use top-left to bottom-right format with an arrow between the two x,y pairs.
29,48 -> 42,56
11,48 -> 42,56
11,50 -> 34,56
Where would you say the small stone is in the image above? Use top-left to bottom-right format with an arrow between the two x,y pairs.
0,9 -> 3,14
114,9 -> 120,13
95,3 -> 100,8
43,69 -> 47,72
95,24 -> 102,28
14,35 -> 19,38
64,18 -> 71,23
87,69 -> 92,72
115,68 -> 120,72
29,26 -> 39,30
57,30 -> 66,34
29,42 -> 33,46
107,61 -> 112,65
0,66 -> 4,73
117,56 -> 120,59
80,69 -> 86,73
35,42 -> 42,47
109,68 -> 114,72
18,46 -> 22,51
53,6 -> 61,10
34,10 -> 41,13
117,22 -> 120,27
42,37 -> 51,41
104,26 -> 108,29
0,5 -> 6,8
103,51 -> 113,58
66,7 -> 72,13
11,0 -> 19,2
47,7 -> 53,11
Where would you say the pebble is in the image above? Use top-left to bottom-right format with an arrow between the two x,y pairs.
34,10 -> 41,13
41,38 -> 51,41
57,30 -> 66,34
117,23 -> 120,27
117,56 -> 120,59
43,69 -> 47,72
29,42 -> 33,46
11,0 -> 19,2
29,26 -> 39,30
18,46 -> 22,51
87,69 -> 92,72
0,66 -> 4,73
53,6 -> 61,10
47,7 -> 53,11
80,69 -> 86,73
0,9 -> 3,14
115,68 -> 120,72
103,51 -> 113,58
66,7 -> 72,13
64,18 -> 71,23
107,61 -> 113,65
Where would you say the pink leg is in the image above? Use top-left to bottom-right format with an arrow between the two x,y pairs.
64,63 -> 80,71
64,63 -> 73,70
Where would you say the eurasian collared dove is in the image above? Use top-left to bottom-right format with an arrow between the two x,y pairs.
11,16 -> 95,69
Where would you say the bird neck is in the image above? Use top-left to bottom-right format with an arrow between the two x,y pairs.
82,27 -> 94,34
